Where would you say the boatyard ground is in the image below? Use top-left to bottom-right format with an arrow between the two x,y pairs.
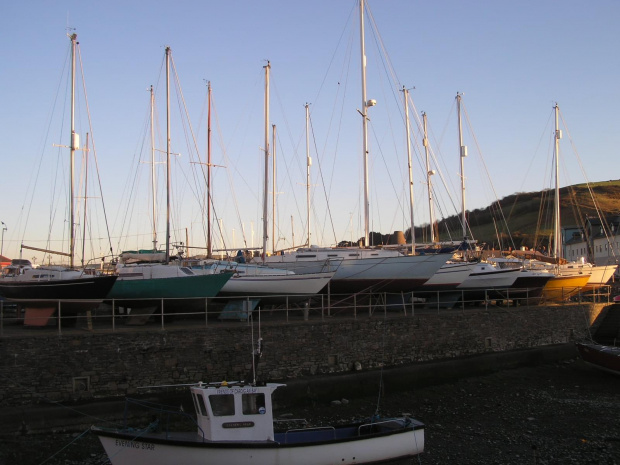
1,354 -> 618,465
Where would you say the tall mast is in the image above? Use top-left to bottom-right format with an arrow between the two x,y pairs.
207,81 -> 212,258
69,33 -> 77,268
423,112 -> 436,243
359,0 -> 370,246
262,61 -> 271,263
305,103 -> 311,247
553,103 -> 562,259
403,87 -> 415,252
272,123 -> 276,253
165,46 -> 171,263
150,85 -> 158,252
456,93 -> 468,241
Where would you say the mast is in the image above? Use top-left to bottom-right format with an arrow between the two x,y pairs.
553,103 -> 562,259
359,0 -> 371,246
262,61 -> 271,263
456,93 -> 468,241
150,85 -> 158,252
272,123 -> 276,253
207,81 -> 212,258
165,46 -> 171,264
69,33 -> 78,268
305,103 -> 311,247
403,87 -> 415,252
423,112 -> 436,242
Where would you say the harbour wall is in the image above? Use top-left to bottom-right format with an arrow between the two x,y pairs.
0,302 -> 607,413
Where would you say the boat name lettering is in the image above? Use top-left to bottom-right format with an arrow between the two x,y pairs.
215,388 -> 257,394
115,439 -> 155,451
223,421 -> 255,428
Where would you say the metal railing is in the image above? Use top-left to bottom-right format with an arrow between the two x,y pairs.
0,284 -> 612,337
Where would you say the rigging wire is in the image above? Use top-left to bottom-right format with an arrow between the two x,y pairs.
76,44 -> 114,260
559,109 -> 618,261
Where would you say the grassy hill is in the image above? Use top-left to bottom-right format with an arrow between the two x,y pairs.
351,180 -> 620,249
430,179 -> 620,249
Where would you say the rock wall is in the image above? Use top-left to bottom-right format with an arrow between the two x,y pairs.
0,303 -> 606,407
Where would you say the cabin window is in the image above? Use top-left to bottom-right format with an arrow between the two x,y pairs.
327,254 -> 338,257
209,394 -> 235,416
194,393 -> 208,416
348,253 -> 360,257
297,254 -> 317,258
242,393 -> 266,415
180,267 -> 194,276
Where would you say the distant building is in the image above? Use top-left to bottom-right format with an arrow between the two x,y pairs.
562,216 -> 620,266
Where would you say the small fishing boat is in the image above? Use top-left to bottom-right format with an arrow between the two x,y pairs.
93,380 -> 424,465
576,342 -> 620,375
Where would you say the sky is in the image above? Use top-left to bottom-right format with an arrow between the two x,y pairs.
1,0 -> 619,264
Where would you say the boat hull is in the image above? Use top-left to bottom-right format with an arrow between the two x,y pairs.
457,267 -> 520,289
94,422 -> 424,465
584,265 -> 617,289
217,272 -> 334,302
576,342 -> 620,375
419,262 -> 474,291
264,249 -> 449,293
504,273 -> 554,303
542,275 -> 590,302
0,275 -> 117,302
106,273 -> 232,300
327,254 -> 449,293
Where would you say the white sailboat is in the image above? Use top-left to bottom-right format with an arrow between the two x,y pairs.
189,62 -> 335,302
421,94 -> 520,294
0,33 -> 117,313
262,0 -> 448,293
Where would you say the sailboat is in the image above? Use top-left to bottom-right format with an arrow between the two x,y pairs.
0,33 -> 117,314
107,46 -> 232,302
421,94 -> 521,296
539,104 -> 592,301
187,65 -> 335,303
261,0 -> 448,294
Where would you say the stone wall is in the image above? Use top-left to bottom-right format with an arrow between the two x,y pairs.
0,303 -> 607,407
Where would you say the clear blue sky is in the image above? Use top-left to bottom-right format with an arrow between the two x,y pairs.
1,0 -> 619,263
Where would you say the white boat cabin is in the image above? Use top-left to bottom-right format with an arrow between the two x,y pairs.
190,381 -> 284,442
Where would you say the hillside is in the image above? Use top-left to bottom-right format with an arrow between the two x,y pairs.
433,179 -> 620,249
355,180 -> 620,249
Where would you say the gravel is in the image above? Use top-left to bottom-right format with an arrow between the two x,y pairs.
2,357 -> 619,464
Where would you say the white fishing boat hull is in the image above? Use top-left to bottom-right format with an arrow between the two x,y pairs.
94,379 -> 424,465
95,425 -> 423,465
